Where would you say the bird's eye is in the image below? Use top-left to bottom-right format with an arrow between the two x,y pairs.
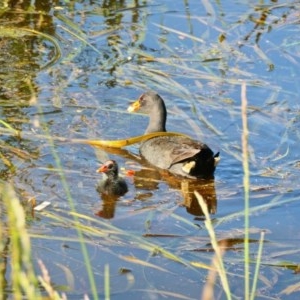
108,164 -> 113,169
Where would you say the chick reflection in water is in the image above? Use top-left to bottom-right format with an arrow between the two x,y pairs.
95,160 -> 128,219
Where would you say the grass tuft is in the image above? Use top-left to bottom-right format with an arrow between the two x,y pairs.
1,181 -> 40,299
196,191 -> 232,300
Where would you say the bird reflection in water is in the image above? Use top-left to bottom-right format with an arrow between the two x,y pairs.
133,164 -> 217,217
95,194 -> 119,219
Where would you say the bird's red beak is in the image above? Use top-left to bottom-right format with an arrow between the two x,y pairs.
97,165 -> 107,173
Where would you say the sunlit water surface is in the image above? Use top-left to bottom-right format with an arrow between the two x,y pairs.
1,0 -> 300,299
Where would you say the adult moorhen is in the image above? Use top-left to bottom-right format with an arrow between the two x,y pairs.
127,91 -> 219,179
96,160 -> 128,196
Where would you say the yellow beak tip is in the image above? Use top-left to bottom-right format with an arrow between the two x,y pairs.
127,105 -> 135,112
127,100 -> 140,112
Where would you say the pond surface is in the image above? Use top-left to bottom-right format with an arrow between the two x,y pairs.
1,0 -> 300,299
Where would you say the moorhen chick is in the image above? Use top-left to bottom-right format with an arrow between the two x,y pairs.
96,160 -> 128,196
127,91 -> 219,179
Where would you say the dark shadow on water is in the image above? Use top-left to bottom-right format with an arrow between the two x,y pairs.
95,146 -> 217,219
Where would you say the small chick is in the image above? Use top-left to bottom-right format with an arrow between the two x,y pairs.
96,160 -> 128,197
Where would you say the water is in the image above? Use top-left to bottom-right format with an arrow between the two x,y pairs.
1,0 -> 300,299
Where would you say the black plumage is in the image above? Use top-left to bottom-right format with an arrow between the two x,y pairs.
96,160 -> 128,196
127,91 -> 219,179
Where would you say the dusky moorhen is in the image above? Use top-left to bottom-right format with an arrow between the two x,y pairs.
96,160 -> 128,196
127,91 -> 219,179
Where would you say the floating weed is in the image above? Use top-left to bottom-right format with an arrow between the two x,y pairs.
32,208 -> 210,273
58,25 -> 101,56
280,282 -> 300,297
0,26 -> 62,71
34,210 -> 114,238
55,262 -> 75,291
169,211 -> 199,229
0,119 -> 19,133
68,212 -> 193,267
135,289 -> 192,300
0,142 -> 36,160
119,255 -> 170,273
55,12 -> 87,37
0,150 -> 14,169
29,233 -> 100,245
154,23 -> 206,44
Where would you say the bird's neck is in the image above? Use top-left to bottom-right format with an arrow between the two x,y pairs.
145,105 -> 167,134
105,172 -> 118,182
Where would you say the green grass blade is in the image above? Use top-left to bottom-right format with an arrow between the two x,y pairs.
195,192 -> 232,300
241,82 -> 250,300
250,231 -> 265,300
104,264 -> 110,300
1,181 -> 40,299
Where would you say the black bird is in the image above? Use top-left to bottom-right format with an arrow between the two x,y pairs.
127,91 -> 219,179
96,160 -> 128,196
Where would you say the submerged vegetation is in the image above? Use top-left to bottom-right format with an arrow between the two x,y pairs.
1,0 -> 300,299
